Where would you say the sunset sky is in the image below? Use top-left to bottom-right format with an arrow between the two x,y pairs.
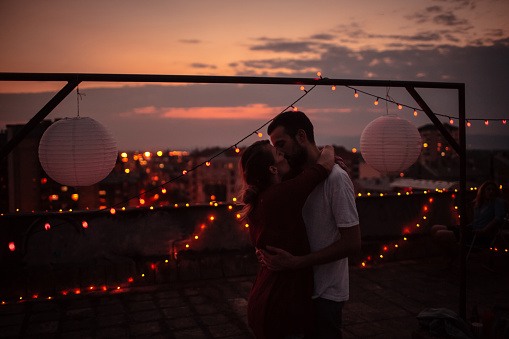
1,0 -> 508,151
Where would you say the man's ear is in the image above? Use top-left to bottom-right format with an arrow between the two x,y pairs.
295,129 -> 308,144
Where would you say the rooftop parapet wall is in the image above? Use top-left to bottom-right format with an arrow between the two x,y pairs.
1,192 -> 460,268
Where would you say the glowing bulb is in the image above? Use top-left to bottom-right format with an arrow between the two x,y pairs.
121,152 -> 127,158
449,118 -> 454,124
352,148 -> 357,153
161,188 -> 167,194
257,132 -> 263,138
316,72 -> 321,77
45,223 -> 51,230
332,85 -> 336,91
185,244 -> 190,248
485,120 -> 489,125
236,214 -> 241,219
182,170 -> 188,175
398,104 -> 402,110
157,151 -> 163,156
503,120 -> 507,125
235,148 -> 240,153
206,161 -> 211,166
414,110 -> 418,116
139,198 -> 145,205
354,91 -> 358,98
467,121 -> 471,127
374,98 -> 379,105
210,216 -> 215,221
245,224 -> 249,228
8,242 -> 15,251
293,106 -> 298,111
110,208 -> 116,215
300,86 -> 305,91
82,221 -> 88,228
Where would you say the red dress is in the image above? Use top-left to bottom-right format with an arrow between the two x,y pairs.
247,164 -> 328,339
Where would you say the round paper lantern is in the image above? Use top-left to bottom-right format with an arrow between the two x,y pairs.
39,117 -> 118,186
360,115 -> 422,175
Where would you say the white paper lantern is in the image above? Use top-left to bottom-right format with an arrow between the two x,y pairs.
39,117 -> 118,186
360,115 -> 422,175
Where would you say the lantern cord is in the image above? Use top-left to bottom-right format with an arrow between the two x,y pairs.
76,87 -> 85,118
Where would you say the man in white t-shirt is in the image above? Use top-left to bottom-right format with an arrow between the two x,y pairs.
261,110 -> 361,339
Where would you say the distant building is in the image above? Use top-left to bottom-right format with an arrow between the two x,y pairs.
187,148 -> 242,204
418,123 -> 459,166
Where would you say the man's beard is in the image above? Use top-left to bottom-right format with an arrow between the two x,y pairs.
286,145 -> 307,169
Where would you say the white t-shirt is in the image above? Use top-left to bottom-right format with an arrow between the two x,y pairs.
302,164 -> 359,302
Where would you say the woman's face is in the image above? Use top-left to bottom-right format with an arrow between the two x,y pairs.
270,145 -> 290,177
483,184 -> 498,201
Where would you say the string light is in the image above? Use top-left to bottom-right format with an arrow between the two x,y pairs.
374,98 -> 379,105
332,85 -> 336,91
354,90 -> 358,98
485,120 -> 489,125
467,121 -> 471,127
449,118 -> 454,124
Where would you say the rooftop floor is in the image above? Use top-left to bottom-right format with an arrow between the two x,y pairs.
1,254 -> 508,338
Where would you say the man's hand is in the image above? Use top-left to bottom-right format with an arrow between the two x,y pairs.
259,246 -> 303,271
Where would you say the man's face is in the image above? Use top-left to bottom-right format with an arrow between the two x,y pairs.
269,126 -> 307,169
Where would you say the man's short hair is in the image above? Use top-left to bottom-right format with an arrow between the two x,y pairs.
267,111 -> 315,144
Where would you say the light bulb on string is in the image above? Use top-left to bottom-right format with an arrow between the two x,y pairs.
293,106 -> 298,111
354,90 -> 358,98
485,120 -> 489,126
332,85 -> 336,91
257,132 -> 263,138
449,118 -> 454,124
374,98 -> 379,106
300,86 -> 306,92
503,120 -> 507,125
316,72 -> 322,78
414,110 -> 418,116
467,121 -> 471,127
398,104 -> 403,110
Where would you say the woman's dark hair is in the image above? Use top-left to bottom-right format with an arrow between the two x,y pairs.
473,180 -> 501,209
267,110 -> 315,144
239,140 -> 275,221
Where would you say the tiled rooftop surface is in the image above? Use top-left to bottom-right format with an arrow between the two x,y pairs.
1,253 -> 508,338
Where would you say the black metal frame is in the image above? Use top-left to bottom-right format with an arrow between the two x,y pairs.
0,72 -> 468,319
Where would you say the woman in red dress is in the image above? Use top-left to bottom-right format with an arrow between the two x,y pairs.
239,140 -> 334,339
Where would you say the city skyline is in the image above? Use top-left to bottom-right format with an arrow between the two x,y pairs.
1,0 -> 508,151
